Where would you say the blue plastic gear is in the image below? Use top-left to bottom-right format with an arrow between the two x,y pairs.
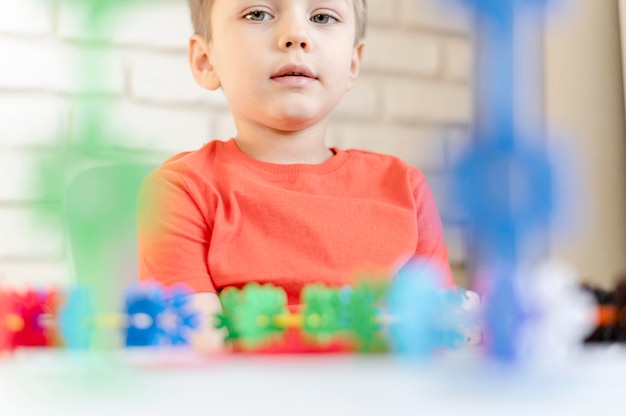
124,284 -> 166,347
454,0 -> 549,19
387,259 -> 465,356
159,284 -> 200,346
482,267 -> 529,361
58,286 -> 95,350
453,141 -> 553,251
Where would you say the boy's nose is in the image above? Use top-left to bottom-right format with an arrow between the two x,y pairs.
284,40 -> 308,49
278,22 -> 310,51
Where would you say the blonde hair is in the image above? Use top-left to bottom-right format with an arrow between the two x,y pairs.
188,0 -> 367,44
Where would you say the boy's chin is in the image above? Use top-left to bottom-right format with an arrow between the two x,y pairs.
268,109 -> 330,132
270,117 -> 323,133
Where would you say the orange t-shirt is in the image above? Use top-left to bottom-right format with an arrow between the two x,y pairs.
137,139 -> 453,303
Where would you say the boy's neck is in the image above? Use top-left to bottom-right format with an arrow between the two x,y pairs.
234,121 -> 334,165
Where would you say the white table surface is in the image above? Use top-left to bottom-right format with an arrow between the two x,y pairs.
0,346 -> 624,416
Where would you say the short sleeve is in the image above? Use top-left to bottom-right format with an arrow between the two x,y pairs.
410,168 -> 455,287
136,169 -> 217,293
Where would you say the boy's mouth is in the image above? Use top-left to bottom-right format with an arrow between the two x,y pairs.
271,64 -> 317,80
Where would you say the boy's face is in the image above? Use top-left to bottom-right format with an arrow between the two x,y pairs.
191,0 -> 364,133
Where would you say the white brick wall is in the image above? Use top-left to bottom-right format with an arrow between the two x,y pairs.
130,52 -> 228,106
384,79 -> 472,123
0,0 -> 55,36
71,100 -> 213,152
361,29 -> 440,75
0,207 -> 65,259
57,1 -> 192,47
0,0 -> 474,287
337,124 -> 447,171
0,150 -> 43,200
400,0 -> 474,33
0,94 -> 70,147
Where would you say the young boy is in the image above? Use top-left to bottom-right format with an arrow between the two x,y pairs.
137,0 -> 453,349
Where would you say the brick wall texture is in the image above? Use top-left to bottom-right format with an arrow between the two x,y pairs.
0,0 -> 474,287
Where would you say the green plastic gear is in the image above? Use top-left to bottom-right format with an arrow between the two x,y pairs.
214,287 -> 242,342
301,284 -> 343,342
217,284 -> 289,348
238,283 -> 288,347
344,281 -> 387,352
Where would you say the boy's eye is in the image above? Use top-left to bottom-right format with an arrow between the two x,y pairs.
311,14 -> 337,24
245,10 -> 272,22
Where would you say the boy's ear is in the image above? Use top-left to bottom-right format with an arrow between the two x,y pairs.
346,41 -> 365,91
189,35 -> 221,91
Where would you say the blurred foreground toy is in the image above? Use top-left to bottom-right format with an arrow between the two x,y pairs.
1,290 -> 57,349
0,264 -> 601,360
517,261 -> 595,361
215,259 -> 476,354
0,289 -> 12,353
57,282 -> 200,350
125,283 -> 167,347
478,260 -> 595,362
124,282 -> 199,347
216,283 -> 289,349
0,261 -> 479,355
58,286 -> 95,350
582,275 -> 626,343
387,260 -> 469,356
448,0 -> 566,363
215,282 -> 384,351
481,266 -> 528,361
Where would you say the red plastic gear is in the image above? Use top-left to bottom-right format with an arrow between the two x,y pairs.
9,290 -> 51,348
0,289 -> 13,352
